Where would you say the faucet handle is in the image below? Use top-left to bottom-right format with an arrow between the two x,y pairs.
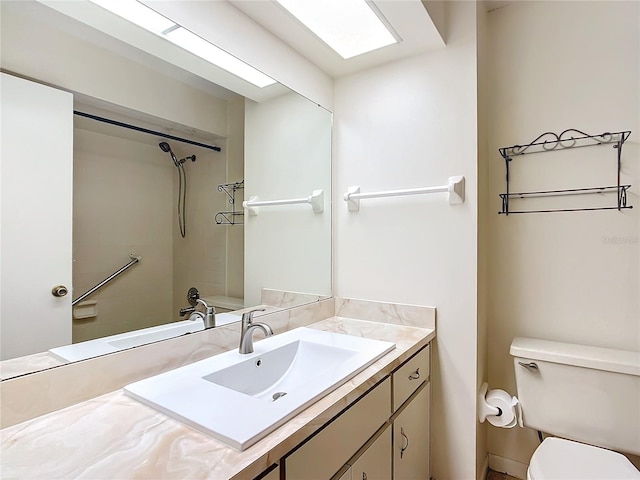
196,298 -> 215,314
179,306 -> 196,317
242,308 -> 266,324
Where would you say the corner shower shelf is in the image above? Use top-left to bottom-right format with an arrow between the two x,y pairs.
498,129 -> 633,215
216,180 -> 244,225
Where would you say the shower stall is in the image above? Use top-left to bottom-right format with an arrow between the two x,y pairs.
72,107 -> 244,343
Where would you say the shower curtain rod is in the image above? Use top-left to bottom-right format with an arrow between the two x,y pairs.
73,110 -> 222,152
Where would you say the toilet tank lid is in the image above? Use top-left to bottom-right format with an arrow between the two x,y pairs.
510,337 -> 640,376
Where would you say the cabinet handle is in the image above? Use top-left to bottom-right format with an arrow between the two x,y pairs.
400,427 -> 409,458
362,473 -> 367,480
408,368 -> 420,380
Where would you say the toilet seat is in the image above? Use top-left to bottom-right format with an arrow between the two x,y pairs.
528,438 -> 640,480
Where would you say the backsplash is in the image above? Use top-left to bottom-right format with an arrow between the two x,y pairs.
335,297 -> 436,329
261,288 -> 330,308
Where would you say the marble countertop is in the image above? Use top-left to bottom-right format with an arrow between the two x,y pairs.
0,316 -> 435,480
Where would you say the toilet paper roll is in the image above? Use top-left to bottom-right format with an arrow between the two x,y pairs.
484,389 -> 520,428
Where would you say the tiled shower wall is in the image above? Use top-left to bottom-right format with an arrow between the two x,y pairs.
73,126 -> 174,342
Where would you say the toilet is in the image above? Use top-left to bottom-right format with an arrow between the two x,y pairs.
510,337 -> 640,479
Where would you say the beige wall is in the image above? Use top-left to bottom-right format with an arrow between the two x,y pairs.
476,1 -> 490,478
486,1 -> 640,475
333,2 -> 480,478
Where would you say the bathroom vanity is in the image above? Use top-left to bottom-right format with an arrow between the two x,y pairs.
285,342 -> 430,480
0,300 -> 435,480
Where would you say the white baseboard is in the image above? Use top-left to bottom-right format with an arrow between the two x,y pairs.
478,454 -> 489,480
489,453 -> 528,479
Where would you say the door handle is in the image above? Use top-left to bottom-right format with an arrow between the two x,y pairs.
51,285 -> 68,297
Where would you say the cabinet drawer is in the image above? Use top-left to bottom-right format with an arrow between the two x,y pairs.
285,377 -> 391,480
392,345 -> 429,411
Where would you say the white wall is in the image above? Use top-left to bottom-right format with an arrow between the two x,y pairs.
224,99 -> 246,299
333,2 -> 479,478
486,1 -> 640,475
244,93 -> 332,306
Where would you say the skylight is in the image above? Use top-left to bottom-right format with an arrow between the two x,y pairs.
89,0 -> 276,88
275,0 -> 399,59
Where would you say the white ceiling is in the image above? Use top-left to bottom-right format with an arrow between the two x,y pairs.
230,0 -> 447,78
19,0 -> 449,102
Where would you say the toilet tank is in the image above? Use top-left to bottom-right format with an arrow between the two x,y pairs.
510,337 -> 640,456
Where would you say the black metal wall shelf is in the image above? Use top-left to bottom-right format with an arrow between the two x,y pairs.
498,129 -> 633,215
216,180 -> 244,225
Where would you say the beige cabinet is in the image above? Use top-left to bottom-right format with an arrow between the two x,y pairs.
336,468 -> 351,480
283,343 -> 431,480
256,464 -> 279,480
350,426 -> 392,480
393,382 -> 430,480
285,377 -> 391,480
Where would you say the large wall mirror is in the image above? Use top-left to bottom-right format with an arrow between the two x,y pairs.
0,1 -> 332,379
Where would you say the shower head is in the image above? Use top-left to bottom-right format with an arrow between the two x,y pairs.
158,142 -> 179,167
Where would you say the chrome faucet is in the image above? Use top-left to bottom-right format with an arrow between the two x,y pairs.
239,308 -> 272,354
195,298 -> 216,329
180,298 -> 216,328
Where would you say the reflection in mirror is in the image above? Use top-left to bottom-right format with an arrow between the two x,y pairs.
0,1 -> 331,379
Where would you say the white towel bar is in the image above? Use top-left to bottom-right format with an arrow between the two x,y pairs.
243,189 -> 324,216
344,176 -> 465,211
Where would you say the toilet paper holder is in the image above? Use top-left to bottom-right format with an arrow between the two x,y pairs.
478,382 -> 501,422
478,382 -> 523,428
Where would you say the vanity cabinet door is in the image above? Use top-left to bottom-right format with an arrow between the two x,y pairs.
285,378 -> 391,480
393,382 -> 430,480
335,467 -> 351,480
350,425 -> 392,480
255,464 -> 279,480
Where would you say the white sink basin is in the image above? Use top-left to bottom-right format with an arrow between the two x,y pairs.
124,327 -> 395,450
